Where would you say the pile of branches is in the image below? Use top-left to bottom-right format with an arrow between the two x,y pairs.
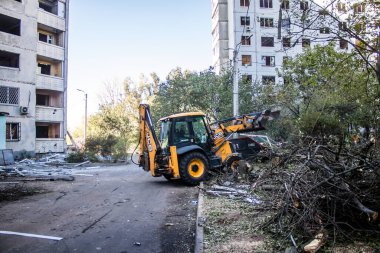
251,141 -> 380,251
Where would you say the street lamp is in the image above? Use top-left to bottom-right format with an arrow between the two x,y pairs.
77,89 -> 87,145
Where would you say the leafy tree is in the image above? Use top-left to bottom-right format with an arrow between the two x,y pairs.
282,0 -> 380,84
261,43 -> 379,142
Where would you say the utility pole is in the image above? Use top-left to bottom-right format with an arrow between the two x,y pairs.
233,49 -> 239,116
77,89 -> 87,145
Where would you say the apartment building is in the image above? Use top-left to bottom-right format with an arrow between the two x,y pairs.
0,0 -> 69,157
211,0 -> 355,84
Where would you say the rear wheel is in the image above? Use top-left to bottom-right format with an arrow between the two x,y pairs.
179,152 -> 208,186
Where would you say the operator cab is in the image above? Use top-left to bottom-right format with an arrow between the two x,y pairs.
159,112 -> 213,155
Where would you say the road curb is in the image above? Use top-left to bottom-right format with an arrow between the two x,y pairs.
194,182 -> 204,253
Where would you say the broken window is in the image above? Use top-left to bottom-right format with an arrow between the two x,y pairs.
36,94 -> 50,106
0,50 -> 19,68
260,18 -> 274,28
38,63 -> 51,75
0,86 -> 19,105
262,76 -> 275,85
283,37 -> 291,47
337,2 -> 347,12
354,3 -> 365,14
36,123 -> 61,139
339,22 -> 348,31
0,14 -> 21,36
241,16 -> 250,26
340,39 -> 348,49
241,36 -> 251,45
242,55 -> 252,66
281,0 -> 290,10
240,0 -> 250,7
39,33 -> 53,44
300,1 -> 309,10
6,123 -> 20,141
262,56 -> 275,66
261,37 -> 274,47
260,0 -> 273,8
302,38 -> 311,47
320,27 -> 330,34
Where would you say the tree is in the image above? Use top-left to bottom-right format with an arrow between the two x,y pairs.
152,68 -> 257,123
281,0 -> 380,84
267,43 -> 379,142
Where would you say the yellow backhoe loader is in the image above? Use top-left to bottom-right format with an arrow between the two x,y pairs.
137,104 -> 279,185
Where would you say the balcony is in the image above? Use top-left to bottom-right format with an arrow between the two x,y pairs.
35,139 -> 65,153
36,74 -> 64,91
36,106 -> 63,122
37,42 -> 64,61
38,9 -> 66,31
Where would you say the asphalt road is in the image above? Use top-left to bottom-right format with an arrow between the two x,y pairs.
0,163 -> 198,253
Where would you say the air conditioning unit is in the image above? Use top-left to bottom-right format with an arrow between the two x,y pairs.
246,27 -> 251,33
20,106 -> 29,115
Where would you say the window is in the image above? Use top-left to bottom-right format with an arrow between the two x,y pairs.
6,123 -> 20,142
262,56 -> 275,66
302,38 -> 311,47
0,14 -> 21,36
36,94 -> 50,106
300,1 -> 309,10
354,3 -> 365,14
320,27 -> 330,34
192,117 -> 209,145
38,63 -> 51,75
281,18 -> 291,29
0,86 -> 19,105
337,2 -> 347,12
283,37 -> 291,47
260,0 -> 273,8
339,22 -> 348,31
242,75 -> 252,83
36,123 -> 61,139
281,0 -> 290,10
242,55 -> 252,66
240,0 -> 250,7
260,18 -> 274,28
262,76 -> 275,85
173,121 -> 191,144
340,39 -> 348,49
39,33 -> 53,44
241,36 -> 251,45
0,50 -> 19,68
319,9 -> 329,16
261,37 -> 274,47
241,16 -> 250,26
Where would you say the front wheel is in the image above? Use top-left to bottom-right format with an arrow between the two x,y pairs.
179,152 -> 208,186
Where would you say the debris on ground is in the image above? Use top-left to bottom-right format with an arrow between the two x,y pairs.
203,141 -> 380,252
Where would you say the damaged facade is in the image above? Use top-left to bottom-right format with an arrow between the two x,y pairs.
211,0 -> 355,83
0,0 -> 69,157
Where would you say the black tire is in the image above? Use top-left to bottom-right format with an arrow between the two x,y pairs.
163,174 -> 173,181
179,152 -> 209,186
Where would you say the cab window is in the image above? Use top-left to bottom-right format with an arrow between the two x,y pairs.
192,117 -> 208,144
173,121 -> 191,144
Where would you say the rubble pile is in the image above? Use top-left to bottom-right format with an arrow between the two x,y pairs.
205,141 -> 380,251
0,154 -> 97,182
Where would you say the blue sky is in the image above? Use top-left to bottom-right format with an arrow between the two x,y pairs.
67,1 -> 213,130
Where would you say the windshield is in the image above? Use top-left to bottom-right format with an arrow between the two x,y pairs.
159,120 -> 171,149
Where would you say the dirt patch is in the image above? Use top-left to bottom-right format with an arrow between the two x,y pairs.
0,182 -> 46,202
203,194 -> 271,253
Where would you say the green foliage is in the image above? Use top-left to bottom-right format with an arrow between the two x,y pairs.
256,43 -> 379,142
86,74 -> 157,157
152,68 -> 257,123
66,151 -> 86,163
